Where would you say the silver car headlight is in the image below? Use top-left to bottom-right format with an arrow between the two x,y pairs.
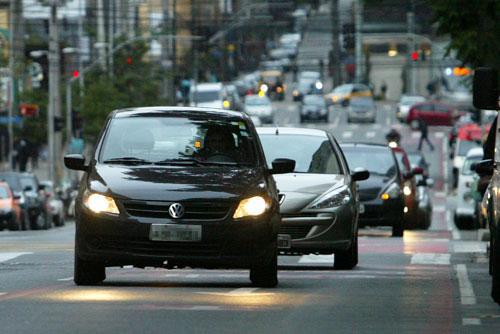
309,186 -> 350,210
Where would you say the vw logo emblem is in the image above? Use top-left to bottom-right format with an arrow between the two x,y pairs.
168,203 -> 184,219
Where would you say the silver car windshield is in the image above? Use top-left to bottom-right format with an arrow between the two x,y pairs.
260,134 -> 342,174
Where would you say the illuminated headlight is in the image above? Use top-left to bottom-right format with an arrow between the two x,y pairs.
260,84 -> 269,93
293,90 -> 299,96
315,81 -> 323,90
83,191 -> 119,215
222,100 -> 231,108
381,183 -> 400,200
233,196 -> 269,219
309,186 -> 350,210
332,96 -> 338,102
403,185 -> 412,196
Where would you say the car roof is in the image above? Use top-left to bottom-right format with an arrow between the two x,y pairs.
113,107 -> 249,120
256,127 -> 328,137
466,147 -> 484,158
192,82 -> 223,91
340,142 -> 389,149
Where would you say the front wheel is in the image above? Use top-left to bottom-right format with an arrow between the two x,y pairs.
392,219 -> 404,237
74,253 -> 106,286
250,241 -> 278,288
334,230 -> 358,270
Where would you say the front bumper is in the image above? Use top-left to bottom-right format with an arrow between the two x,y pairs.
76,208 -> 279,269
358,198 -> 404,227
348,112 -> 375,122
301,111 -> 327,120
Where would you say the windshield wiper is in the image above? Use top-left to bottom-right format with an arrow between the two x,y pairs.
154,158 -> 240,166
102,157 -> 153,165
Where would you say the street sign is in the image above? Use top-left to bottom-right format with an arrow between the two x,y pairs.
0,116 -> 23,124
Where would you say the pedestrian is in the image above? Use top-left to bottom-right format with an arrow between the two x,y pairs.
417,118 -> 434,151
381,81 -> 387,100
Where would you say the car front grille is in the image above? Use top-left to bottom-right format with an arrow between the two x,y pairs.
121,200 -> 232,221
278,225 -> 312,240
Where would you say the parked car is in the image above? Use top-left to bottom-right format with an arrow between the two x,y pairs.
454,147 -> 484,229
64,106 -> 295,287
452,139 -> 481,188
347,97 -> 377,123
258,127 -> 369,269
324,83 -> 372,106
0,181 -> 22,231
391,146 -> 423,229
407,101 -> 459,127
243,95 -> 273,123
0,172 -> 48,230
189,82 -> 225,109
396,95 -> 426,122
341,143 -> 405,237
300,94 -> 328,123
40,181 -> 65,227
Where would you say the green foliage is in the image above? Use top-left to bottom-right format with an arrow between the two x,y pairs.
79,40 -> 171,141
429,0 -> 500,69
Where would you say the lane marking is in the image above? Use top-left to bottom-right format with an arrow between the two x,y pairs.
0,252 -> 33,263
433,205 -> 446,212
410,253 -> 450,265
434,192 -> 446,198
386,116 -> 391,126
227,288 -> 259,295
342,131 -> 353,139
453,242 -> 486,253
443,136 -> 450,194
446,209 -> 461,240
434,131 -> 445,138
411,132 -> 420,139
332,114 -> 340,128
351,124 -> 359,130
0,292 -> 6,297
366,131 -> 376,139
455,264 -> 476,305
299,254 -> 334,263
190,306 -> 221,311
57,277 -> 74,281
462,318 -> 481,326
373,123 -> 381,129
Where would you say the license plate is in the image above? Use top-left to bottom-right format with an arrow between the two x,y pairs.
359,204 -> 365,214
149,224 -> 202,242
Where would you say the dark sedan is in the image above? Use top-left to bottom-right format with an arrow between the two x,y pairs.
64,107 -> 295,287
341,143 -> 405,237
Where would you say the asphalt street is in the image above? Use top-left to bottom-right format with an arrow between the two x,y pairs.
1,92 -> 499,333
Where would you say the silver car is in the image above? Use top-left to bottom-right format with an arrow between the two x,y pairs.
257,127 -> 369,269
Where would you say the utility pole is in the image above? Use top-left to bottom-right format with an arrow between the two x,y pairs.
161,0 -> 170,99
354,0 -> 363,83
171,0 -> 177,101
97,0 -> 106,70
108,0 -> 115,75
331,0 -> 341,87
48,0 -> 62,185
407,9 -> 416,94
128,0 -> 136,39
77,0 -> 84,95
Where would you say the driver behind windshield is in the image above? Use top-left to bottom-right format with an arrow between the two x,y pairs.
197,125 -> 238,162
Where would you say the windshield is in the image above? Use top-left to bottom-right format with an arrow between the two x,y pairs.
401,96 -> 426,105
350,99 -> 374,108
0,174 -> 21,192
0,186 -> 9,199
191,89 -> 221,103
343,147 -> 397,177
260,134 -> 341,174
245,96 -> 271,106
100,116 -> 257,165
303,95 -> 325,106
20,177 -> 37,191
457,140 -> 480,156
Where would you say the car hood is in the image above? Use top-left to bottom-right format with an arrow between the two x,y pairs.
273,173 -> 346,212
87,164 -> 266,202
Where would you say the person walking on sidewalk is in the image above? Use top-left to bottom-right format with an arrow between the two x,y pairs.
417,118 -> 434,151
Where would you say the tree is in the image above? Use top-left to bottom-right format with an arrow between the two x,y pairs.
429,0 -> 500,69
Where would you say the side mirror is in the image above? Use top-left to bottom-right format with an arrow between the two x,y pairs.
13,194 -> 21,200
38,184 -> 46,191
271,158 -> 295,174
412,166 -> 424,175
351,168 -> 370,181
64,154 -> 88,171
473,67 -> 498,110
473,159 -> 494,176
426,178 -> 434,188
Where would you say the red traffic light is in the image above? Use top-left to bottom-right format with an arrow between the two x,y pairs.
19,103 -> 39,117
126,57 -> 133,65
72,70 -> 80,78
411,51 -> 419,61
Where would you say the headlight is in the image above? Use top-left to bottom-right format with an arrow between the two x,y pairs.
222,100 -> 231,108
293,90 -> 299,96
83,191 -> 119,214
309,186 -> 350,210
381,183 -> 400,200
260,84 -> 268,93
403,185 -> 412,196
315,81 -> 323,90
233,196 -> 269,219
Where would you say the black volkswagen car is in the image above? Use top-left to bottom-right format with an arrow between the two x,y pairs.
64,107 -> 295,287
341,143 -> 405,237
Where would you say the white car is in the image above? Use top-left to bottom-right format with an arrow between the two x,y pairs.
279,33 -> 301,46
452,139 -> 481,188
396,95 -> 426,122
454,147 -> 483,229
243,95 -> 273,124
189,82 -> 226,109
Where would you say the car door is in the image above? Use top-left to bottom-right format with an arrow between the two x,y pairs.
435,103 -> 451,125
417,103 -> 434,124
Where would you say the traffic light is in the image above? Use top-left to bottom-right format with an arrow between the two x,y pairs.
72,70 -> 80,78
126,57 -> 133,65
411,51 -> 419,61
19,103 -> 39,117
54,116 -> 64,132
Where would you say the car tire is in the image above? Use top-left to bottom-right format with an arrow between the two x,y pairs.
334,230 -> 358,270
7,216 -> 20,231
74,253 -> 106,286
392,219 -> 404,237
250,241 -> 278,288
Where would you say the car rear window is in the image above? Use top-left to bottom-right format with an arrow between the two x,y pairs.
342,146 -> 397,178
